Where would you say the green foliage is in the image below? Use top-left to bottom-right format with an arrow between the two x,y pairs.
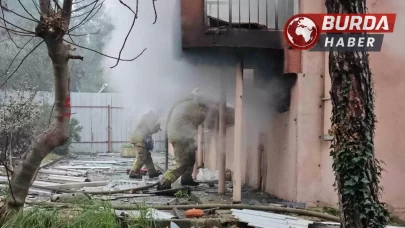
1,201 -> 163,228
53,118 -> 83,155
127,203 -> 159,228
174,189 -> 189,199
2,203 -> 122,228
65,203 -> 121,228
322,207 -> 340,217
329,50 -> 389,227
0,90 -> 49,158
2,207 -> 59,228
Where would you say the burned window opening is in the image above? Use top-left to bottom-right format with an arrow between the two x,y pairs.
274,73 -> 297,113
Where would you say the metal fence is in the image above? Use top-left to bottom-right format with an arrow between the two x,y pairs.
69,93 -> 166,153
205,0 -> 298,30
0,91 -> 166,153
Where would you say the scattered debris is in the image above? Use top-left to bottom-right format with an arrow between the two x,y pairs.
116,209 -> 175,220
51,193 -> 91,203
98,194 -> 154,201
281,202 -> 306,209
231,209 -> 313,227
0,184 -> 53,196
203,207 -> 219,215
46,175 -> 90,183
167,198 -> 179,205
197,168 -> 219,181
151,187 -> 191,196
172,207 -> 184,219
56,166 -> 112,170
32,181 -> 109,191
39,168 -> 86,177
70,160 -> 120,164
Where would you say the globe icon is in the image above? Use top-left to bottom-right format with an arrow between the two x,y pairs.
285,16 -> 320,50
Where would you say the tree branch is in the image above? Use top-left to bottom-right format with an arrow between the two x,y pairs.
1,4 -> 39,23
0,17 -> 35,34
68,54 -> 83,60
152,0 -> 157,24
18,0 -> 38,21
0,0 -> 20,48
0,37 -> 35,78
63,38 -> 146,62
40,0 -> 51,16
71,0 -> 98,13
52,0 -> 63,13
66,28 -> 100,36
62,0 -> 73,28
72,0 -> 85,4
69,0 -> 103,32
110,0 -> 138,69
31,0 -> 42,16
69,2 -> 102,19
0,40 -> 44,88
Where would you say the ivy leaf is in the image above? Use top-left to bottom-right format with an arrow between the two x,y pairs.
365,132 -> 372,140
343,188 -> 355,195
361,178 -> 370,184
345,179 -> 357,186
352,176 -> 359,182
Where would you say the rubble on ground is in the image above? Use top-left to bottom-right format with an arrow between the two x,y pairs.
0,152 -> 371,227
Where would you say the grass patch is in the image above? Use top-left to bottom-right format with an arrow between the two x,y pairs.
308,206 -> 340,217
127,203 -> 159,228
64,202 -> 121,228
2,202 -> 122,228
2,207 -> 59,228
2,201 -> 163,228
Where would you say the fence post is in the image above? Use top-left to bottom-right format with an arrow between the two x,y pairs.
107,105 -> 112,152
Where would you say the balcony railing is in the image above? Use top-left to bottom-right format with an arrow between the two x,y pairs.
205,0 -> 298,30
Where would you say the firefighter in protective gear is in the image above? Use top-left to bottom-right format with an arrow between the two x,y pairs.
158,89 -> 210,190
129,111 -> 162,179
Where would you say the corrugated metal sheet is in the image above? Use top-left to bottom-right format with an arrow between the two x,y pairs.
231,209 -> 312,228
231,209 -> 405,228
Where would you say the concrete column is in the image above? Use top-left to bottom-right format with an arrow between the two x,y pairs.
218,74 -> 227,194
233,56 -> 243,203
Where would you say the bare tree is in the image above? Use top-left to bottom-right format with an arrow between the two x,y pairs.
326,0 -> 389,227
0,0 -> 156,217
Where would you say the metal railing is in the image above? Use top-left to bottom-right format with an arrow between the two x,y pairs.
205,0 -> 298,30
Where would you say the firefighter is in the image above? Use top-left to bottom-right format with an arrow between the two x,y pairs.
129,111 -> 162,179
158,88 -> 211,190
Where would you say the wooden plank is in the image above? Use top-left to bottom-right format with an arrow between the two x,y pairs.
0,176 -> 55,186
39,168 -> 87,176
233,56 -> 243,203
55,166 -> 111,170
32,181 -> 108,190
218,72 -> 227,194
46,175 -> 90,183
71,160 -> 119,164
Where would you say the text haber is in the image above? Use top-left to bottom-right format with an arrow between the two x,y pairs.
322,15 -> 390,32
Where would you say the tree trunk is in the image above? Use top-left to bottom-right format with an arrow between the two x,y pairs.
2,0 -> 73,217
326,0 -> 389,227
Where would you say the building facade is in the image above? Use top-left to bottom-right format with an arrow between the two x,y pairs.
178,0 -> 405,219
